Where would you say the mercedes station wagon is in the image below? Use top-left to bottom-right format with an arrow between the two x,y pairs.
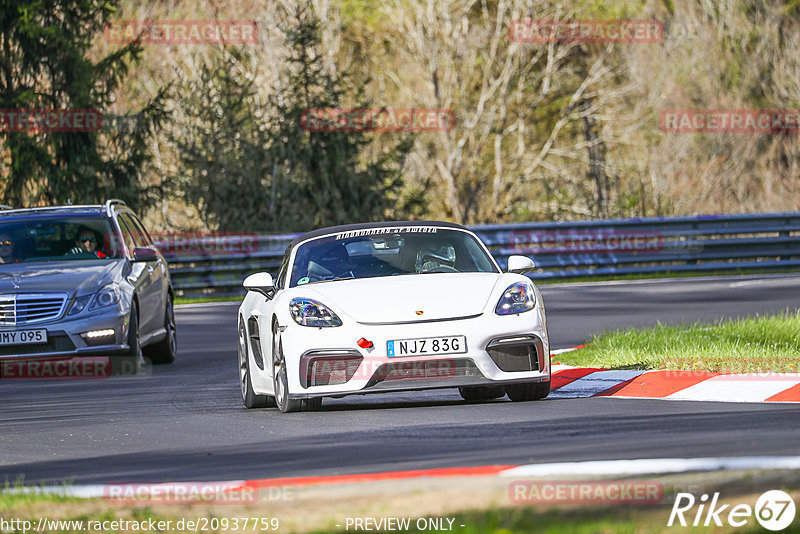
0,200 -> 176,376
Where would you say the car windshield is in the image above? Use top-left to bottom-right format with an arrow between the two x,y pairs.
0,217 -> 123,264
289,227 -> 497,287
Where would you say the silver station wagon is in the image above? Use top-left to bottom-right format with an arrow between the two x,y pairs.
0,200 -> 176,376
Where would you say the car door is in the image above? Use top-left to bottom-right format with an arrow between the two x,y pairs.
129,213 -> 168,336
117,213 -> 161,337
253,246 -> 290,380
128,213 -> 167,308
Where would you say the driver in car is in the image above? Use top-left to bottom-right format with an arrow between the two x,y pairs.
68,227 -> 107,258
415,243 -> 457,273
0,233 -> 15,264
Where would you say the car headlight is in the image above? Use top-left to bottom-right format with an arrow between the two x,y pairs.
289,298 -> 342,327
89,283 -> 121,311
68,295 -> 92,316
495,282 -> 536,315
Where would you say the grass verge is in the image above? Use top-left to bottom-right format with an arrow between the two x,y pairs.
0,485 -> 80,509
558,310 -> 800,373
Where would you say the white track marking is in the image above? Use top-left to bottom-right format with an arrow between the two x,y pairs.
500,457 -> 800,477
550,346 -> 585,355
667,375 -> 800,402
7,480 -> 248,498
548,370 -> 645,398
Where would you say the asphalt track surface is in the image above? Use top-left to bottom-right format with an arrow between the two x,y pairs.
1,274 -> 799,485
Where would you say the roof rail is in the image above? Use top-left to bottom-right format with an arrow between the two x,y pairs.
105,199 -> 127,216
0,205 -> 13,210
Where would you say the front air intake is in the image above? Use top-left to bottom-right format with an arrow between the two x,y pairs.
300,350 -> 363,388
486,335 -> 543,372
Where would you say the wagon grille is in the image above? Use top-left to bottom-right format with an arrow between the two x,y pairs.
0,294 -> 68,326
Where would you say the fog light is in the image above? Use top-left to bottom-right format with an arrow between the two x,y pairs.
357,337 -> 373,349
81,328 -> 116,346
85,329 -> 115,338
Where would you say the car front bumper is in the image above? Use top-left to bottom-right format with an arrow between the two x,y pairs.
0,311 -> 131,361
278,310 -> 550,399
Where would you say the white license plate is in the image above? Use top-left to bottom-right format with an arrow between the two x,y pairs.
387,336 -> 467,357
0,329 -> 47,346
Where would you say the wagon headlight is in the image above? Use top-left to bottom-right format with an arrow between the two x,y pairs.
495,282 -> 536,315
289,298 -> 343,327
68,295 -> 92,316
89,283 -> 121,311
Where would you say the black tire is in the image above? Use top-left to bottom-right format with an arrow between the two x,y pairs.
458,386 -> 506,402
273,336 -> 303,413
272,322 -> 321,413
505,380 -> 551,402
144,293 -> 177,364
239,318 -> 270,409
112,301 -> 144,376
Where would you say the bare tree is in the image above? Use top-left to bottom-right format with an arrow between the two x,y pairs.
378,0 -> 624,223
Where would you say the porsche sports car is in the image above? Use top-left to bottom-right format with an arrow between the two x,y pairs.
237,221 -> 550,412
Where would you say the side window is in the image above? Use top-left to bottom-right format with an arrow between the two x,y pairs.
275,246 -> 292,290
128,214 -> 153,246
119,213 -> 148,248
116,216 -> 137,256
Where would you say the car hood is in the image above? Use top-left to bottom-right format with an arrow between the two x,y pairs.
0,260 -> 125,296
300,272 -> 504,323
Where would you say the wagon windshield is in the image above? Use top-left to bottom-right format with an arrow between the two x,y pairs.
0,217 -> 124,264
289,227 -> 498,287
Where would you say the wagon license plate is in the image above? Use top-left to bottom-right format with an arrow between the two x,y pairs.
387,336 -> 467,357
0,329 -> 47,346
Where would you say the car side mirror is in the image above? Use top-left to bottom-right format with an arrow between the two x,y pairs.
507,255 -> 536,274
243,272 -> 274,297
132,247 -> 158,262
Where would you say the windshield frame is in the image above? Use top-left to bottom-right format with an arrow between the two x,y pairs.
286,225 -> 500,288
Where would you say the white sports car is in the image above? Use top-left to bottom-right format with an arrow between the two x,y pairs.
237,221 -> 550,413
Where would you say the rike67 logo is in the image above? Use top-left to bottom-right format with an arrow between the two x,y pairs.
668,490 -> 796,531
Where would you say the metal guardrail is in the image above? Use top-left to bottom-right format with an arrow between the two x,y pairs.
158,212 -> 800,297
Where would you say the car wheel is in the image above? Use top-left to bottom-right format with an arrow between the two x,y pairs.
272,324 -> 321,413
112,300 -> 144,376
144,293 -> 177,364
272,336 -> 303,413
458,386 -> 505,402
239,318 -> 270,409
505,380 -> 551,402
